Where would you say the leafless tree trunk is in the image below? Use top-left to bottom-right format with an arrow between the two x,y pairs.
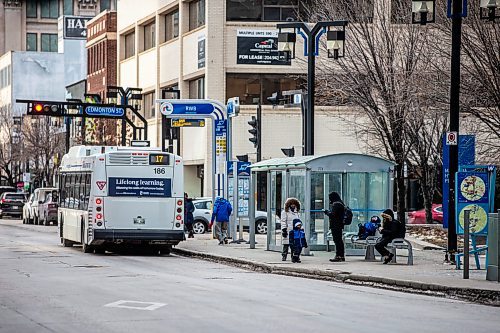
0,109 -> 23,186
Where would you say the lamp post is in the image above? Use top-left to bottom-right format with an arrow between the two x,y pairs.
277,21 -> 348,156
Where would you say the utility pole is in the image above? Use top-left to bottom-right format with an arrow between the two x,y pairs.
256,99 -> 262,162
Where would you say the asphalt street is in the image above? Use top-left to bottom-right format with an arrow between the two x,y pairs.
1,219 -> 499,333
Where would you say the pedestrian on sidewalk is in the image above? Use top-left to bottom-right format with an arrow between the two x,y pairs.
324,191 -> 346,262
289,219 -> 308,263
209,197 -> 233,245
280,197 -> 301,261
375,209 -> 406,264
184,193 -> 195,238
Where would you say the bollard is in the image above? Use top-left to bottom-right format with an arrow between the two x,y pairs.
463,209 -> 470,279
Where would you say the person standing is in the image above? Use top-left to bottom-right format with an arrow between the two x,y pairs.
184,193 -> 195,238
280,198 -> 301,261
288,219 -> 308,263
375,209 -> 406,264
209,197 -> 233,245
324,191 -> 346,262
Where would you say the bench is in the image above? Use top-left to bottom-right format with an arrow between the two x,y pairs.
350,235 -> 380,261
383,238 -> 413,265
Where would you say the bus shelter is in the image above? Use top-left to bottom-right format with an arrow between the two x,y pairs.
249,153 -> 395,253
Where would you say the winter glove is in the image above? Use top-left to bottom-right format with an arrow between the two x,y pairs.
282,229 -> 288,238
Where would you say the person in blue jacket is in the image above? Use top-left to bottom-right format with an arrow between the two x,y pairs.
288,219 -> 308,263
209,197 -> 233,245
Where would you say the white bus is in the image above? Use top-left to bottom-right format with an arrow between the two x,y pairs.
58,145 -> 185,254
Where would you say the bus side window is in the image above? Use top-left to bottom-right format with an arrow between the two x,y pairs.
84,173 -> 91,210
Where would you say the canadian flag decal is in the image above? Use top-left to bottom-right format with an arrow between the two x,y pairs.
96,181 -> 106,191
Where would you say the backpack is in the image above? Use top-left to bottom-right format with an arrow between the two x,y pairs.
343,205 -> 353,225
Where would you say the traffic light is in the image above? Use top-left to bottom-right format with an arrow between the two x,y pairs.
28,102 -> 62,116
248,116 -> 259,148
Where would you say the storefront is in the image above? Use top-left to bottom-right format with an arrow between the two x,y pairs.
249,153 -> 395,253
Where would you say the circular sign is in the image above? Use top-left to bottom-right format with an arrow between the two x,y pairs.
460,175 -> 486,201
160,102 -> 174,116
458,204 -> 488,234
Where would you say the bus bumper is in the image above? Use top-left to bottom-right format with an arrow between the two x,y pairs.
93,229 -> 185,244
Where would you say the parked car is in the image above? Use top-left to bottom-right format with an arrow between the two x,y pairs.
0,192 -> 27,219
39,192 -> 59,226
0,186 -> 16,197
23,188 -> 57,225
408,204 -> 443,224
191,197 -> 270,235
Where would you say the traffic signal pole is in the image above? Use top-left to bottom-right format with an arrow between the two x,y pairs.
257,100 -> 262,162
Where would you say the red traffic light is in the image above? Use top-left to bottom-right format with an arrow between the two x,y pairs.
34,103 -> 43,112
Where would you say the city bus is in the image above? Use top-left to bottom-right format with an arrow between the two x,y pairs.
58,144 -> 185,254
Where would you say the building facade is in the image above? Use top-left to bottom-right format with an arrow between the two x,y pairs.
0,0 -> 116,56
116,0 -> 363,197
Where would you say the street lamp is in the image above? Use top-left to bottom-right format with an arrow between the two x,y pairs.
412,0 -> 436,25
480,0 -> 500,21
277,20 -> 348,156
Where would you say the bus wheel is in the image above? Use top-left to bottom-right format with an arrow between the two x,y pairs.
62,238 -> 73,247
82,242 -> 93,253
160,245 -> 172,255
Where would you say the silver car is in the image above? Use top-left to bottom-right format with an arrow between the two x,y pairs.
191,197 -> 270,235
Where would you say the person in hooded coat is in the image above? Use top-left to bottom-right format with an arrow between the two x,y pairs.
324,191 -> 346,262
280,198 -> 301,261
209,197 -> 233,245
375,209 -> 406,264
184,193 -> 195,238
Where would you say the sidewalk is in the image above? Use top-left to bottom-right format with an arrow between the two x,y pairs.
175,233 -> 500,306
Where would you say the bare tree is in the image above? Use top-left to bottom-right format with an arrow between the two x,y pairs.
0,109 -> 23,186
22,117 -> 65,187
308,0 -> 447,220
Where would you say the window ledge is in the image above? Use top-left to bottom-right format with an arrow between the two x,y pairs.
183,25 -> 206,38
159,37 -> 179,47
138,47 -> 156,57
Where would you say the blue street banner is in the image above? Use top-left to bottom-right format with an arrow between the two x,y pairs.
108,177 -> 172,197
455,171 -> 489,235
442,135 -> 475,228
160,102 -> 214,116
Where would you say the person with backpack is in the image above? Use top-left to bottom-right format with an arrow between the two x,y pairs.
209,197 -> 233,245
288,219 -> 308,263
280,198 -> 301,261
324,191 -> 347,262
375,209 -> 406,264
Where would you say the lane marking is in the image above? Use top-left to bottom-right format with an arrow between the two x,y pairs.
104,300 -> 166,311
276,304 -> 320,316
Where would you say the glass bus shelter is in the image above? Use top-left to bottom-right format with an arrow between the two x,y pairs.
249,153 -> 395,253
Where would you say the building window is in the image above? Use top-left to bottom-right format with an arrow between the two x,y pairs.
41,33 -> 58,52
41,0 -> 59,19
226,73 -> 304,105
189,0 -> 205,31
26,0 -> 37,18
189,77 -> 205,99
143,21 -> 156,51
64,0 -> 73,15
100,0 -> 111,11
27,33 -> 37,51
164,9 -> 179,42
124,31 -> 135,59
143,92 -> 156,119
227,0 -> 298,21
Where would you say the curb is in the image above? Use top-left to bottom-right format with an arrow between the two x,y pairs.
172,247 -> 500,307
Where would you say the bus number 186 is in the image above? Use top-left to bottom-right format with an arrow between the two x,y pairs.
154,168 -> 166,174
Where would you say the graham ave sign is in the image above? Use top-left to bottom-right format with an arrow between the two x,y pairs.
236,29 -> 291,66
64,16 -> 92,39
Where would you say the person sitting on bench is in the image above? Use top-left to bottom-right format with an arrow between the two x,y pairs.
375,209 -> 406,264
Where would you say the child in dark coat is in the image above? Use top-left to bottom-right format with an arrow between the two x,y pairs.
288,219 -> 308,263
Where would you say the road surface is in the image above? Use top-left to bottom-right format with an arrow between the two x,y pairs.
0,219 -> 498,333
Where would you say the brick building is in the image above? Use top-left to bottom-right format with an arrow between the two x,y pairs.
86,10 -> 118,145
86,10 -> 117,99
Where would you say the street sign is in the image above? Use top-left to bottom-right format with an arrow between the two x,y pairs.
84,105 -> 125,117
23,173 -> 31,183
160,102 -> 215,116
446,131 -> 458,145
455,171 -> 490,235
171,118 -> 206,127
214,120 -> 227,175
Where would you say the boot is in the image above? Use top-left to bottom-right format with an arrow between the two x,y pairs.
329,256 -> 345,262
282,253 -> 287,261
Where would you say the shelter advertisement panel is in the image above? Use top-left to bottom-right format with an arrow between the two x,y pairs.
236,29 -> 291,65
